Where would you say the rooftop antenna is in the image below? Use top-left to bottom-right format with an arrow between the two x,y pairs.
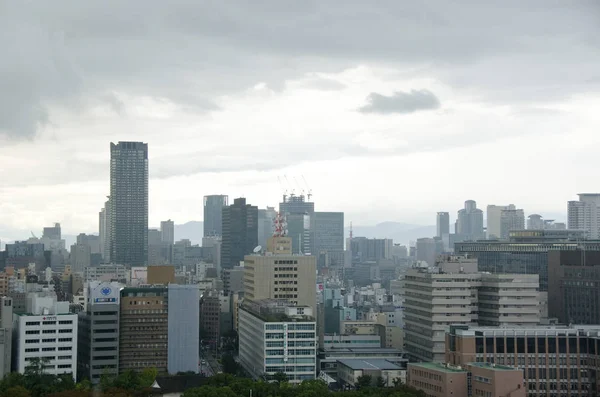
273,212 -> 287,237
350,221 -> 353,240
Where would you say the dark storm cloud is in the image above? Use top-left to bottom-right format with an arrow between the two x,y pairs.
358,90 -> 440,114
0,0 -> 599,139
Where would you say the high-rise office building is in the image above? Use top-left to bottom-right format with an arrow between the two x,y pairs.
486,204 -> 512,239
70,243 -> 91,273
257,207 -> 277,248
43,223 -> 61,240
109,142 -> 148,266
238,300 -> 317,383
436,212 -> 450,238
78,281 -> 121,383
160,220 -> 175,245
15,292 -> 78,378
349,237 -> 393,263
279,194 -> 315,216
415,237 -> 436,266
527,214 -> 544,230
204,195 -> 228,237
287,213 -> 312,255
244,237 -> 317,312
455,200 -> 484,241
221,198 -> 258,283
455,231 -> 600,292
279,195 -> 314,256
500,205 -> 525,240
119,287 -> 168,373
167,284 -> 199,374
99,198 -> 111,263
403,256 -> 539,362
311,212 -> 344,268
548,250 -> 600,325
568,193 -> 600,239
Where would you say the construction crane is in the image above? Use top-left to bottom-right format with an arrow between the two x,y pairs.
302,175 -> 313,201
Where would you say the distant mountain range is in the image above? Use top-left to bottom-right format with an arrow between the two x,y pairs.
345,222 -> 435,245
0,220 -> 434,249
170,221 -> 434,246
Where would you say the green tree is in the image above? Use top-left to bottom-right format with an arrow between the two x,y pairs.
24,357 -> 51,378
376,376 -> 387,388
75,379 -> 92,391
356,374 -> 372,390
392,377 -> 404,388
272,371 -> 289,384
139,367 -> 158,388
2,386 -> 30,397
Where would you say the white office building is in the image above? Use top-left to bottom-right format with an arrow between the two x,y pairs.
15,291 -> 78,378
239,300 -> 317,383
568,193 -> 600,239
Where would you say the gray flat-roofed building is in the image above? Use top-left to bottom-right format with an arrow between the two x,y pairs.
168,284 -> 200,374
336,359 -> 404,387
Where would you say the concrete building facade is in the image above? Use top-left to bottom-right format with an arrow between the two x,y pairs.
160,220 -> 175,245
568,193 -> 600,239
203,195 -> 228,237
456,200 -> 484,241
446,324 -> 600,396
500,206 -> 526,240
404,255 -> 539,362
15,293 -> 78,379
238,300 -> 317,383
119,287 -> 168,373
221,198 -> 258,285
167,284 -> 199,374
243,238 -> 317,313
109,141 -> 148,266
78,281 -> 121,383
408,361 -> 525,397
548,250 -> 600,325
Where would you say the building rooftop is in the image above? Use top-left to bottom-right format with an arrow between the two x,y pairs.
469,362 -> 517,371
321,347 -> 402,354
409,362 -> 466,373
337,359 -> 402,371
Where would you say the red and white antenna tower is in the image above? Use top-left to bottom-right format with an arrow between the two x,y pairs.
273,212 -> 287,237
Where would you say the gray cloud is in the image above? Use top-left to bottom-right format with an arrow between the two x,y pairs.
359,90 -> 441,114
0,1 -> 598,139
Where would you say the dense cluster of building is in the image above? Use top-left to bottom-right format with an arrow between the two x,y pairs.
5,141 -> 600,397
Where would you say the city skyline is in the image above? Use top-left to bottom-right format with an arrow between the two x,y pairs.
1,1 -> 598,239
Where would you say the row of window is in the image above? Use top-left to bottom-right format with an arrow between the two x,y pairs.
25,320 -> 73,326
25,338 -> 72,344
26,329 -> 72,335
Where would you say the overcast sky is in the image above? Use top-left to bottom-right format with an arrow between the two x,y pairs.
1,1 -> 599,240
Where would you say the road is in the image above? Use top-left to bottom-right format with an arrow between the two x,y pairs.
200,347 -> 222,376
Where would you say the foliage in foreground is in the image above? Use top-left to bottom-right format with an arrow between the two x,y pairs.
182,373 -> 426,397
0,359 -> 157,397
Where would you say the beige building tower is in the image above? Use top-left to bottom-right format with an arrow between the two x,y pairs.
404,255 -> 539,362
244,237 -> 316,312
